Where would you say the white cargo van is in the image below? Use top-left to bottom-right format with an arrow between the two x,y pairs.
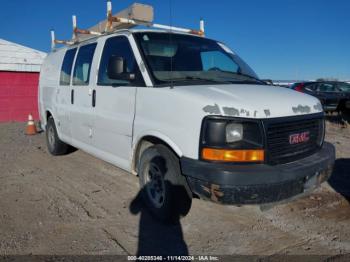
39,13 -> 335,222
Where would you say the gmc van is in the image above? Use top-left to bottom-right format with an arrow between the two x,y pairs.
39,29 -> 335,222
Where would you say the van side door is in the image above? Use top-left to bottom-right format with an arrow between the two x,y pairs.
70,43 -> 97,150
91,35 -> 145,170
56,48 -> 77,143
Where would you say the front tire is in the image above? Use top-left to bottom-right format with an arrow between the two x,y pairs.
138,144 -> 192,223
46,116 -> 69,156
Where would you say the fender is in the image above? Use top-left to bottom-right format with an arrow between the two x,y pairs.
43,108 -> 55,129
133,130 -> 184,157
43,108 -> 69,143
131,130 -> 184,174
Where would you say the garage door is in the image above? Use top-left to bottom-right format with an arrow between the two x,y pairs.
0,71 -> 39,122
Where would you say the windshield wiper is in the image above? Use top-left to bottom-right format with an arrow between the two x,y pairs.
163,76 -> 230,84
209,68 -> 265,85
183,76 -> 231,84
234,72 -> 266,84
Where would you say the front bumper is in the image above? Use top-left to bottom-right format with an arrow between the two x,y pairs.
181,142 -> 335,205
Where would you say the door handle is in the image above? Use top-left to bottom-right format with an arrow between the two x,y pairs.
71,89 -> 74,104
92,90 -> 96,107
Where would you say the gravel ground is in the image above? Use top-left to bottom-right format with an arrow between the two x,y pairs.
0,119 -> 349,258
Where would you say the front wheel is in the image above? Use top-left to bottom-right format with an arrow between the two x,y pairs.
138,144 -> 192,223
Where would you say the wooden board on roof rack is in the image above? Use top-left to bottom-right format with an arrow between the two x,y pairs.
90,3 -> 154,33
51,1 -> 204,49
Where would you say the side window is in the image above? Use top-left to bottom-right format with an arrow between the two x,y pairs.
98,36 -> 141,86
73,43 -> 97,86
337,82 -> 350,92
201,51 -> 239,72
60,48 -> 77,85
305,84 -> 317,92
318,83 -> 337,92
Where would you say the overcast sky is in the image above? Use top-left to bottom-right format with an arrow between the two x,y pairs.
0,0 -> 349,80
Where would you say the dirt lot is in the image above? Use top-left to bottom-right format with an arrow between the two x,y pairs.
0,119 -> 349,258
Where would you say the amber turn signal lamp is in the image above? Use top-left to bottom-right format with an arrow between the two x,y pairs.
202,148 -> 265,162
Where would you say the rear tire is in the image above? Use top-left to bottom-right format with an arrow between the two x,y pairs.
138,144 -> 192,223
46,116 -> 69,155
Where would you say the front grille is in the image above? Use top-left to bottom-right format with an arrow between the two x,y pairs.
265,116 -> 324,165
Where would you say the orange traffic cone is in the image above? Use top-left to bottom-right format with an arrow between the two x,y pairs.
25,113 -> 37,135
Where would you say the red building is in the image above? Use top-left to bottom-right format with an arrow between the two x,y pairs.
0,39 -> 46,122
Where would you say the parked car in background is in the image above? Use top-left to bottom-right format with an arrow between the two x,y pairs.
290,81 -> 349,112
337,82 -> 350,112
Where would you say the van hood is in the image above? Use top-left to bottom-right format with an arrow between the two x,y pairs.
175,84 -> 323,118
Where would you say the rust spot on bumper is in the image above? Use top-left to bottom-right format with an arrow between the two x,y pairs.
201,184 -> 224,202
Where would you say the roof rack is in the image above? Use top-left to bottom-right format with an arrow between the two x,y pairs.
51,1 -> 205,50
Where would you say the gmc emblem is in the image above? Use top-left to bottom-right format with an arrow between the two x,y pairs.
289,131 -> 310,145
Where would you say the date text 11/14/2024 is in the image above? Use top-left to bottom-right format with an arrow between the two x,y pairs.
127,255 -> 219,261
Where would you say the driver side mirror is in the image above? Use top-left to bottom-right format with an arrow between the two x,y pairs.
107,55 -> 135,81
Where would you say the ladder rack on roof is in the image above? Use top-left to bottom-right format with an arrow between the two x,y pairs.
51,1 -> 205,50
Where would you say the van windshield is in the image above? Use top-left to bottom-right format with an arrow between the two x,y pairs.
133,32 -> 262,86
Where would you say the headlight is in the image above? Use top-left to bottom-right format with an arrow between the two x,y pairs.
200,117 -> 265,162
226,123 -> 243,143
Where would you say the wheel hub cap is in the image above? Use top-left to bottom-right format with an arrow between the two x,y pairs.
48,126 -> 55,148
146,161 -> 166,208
